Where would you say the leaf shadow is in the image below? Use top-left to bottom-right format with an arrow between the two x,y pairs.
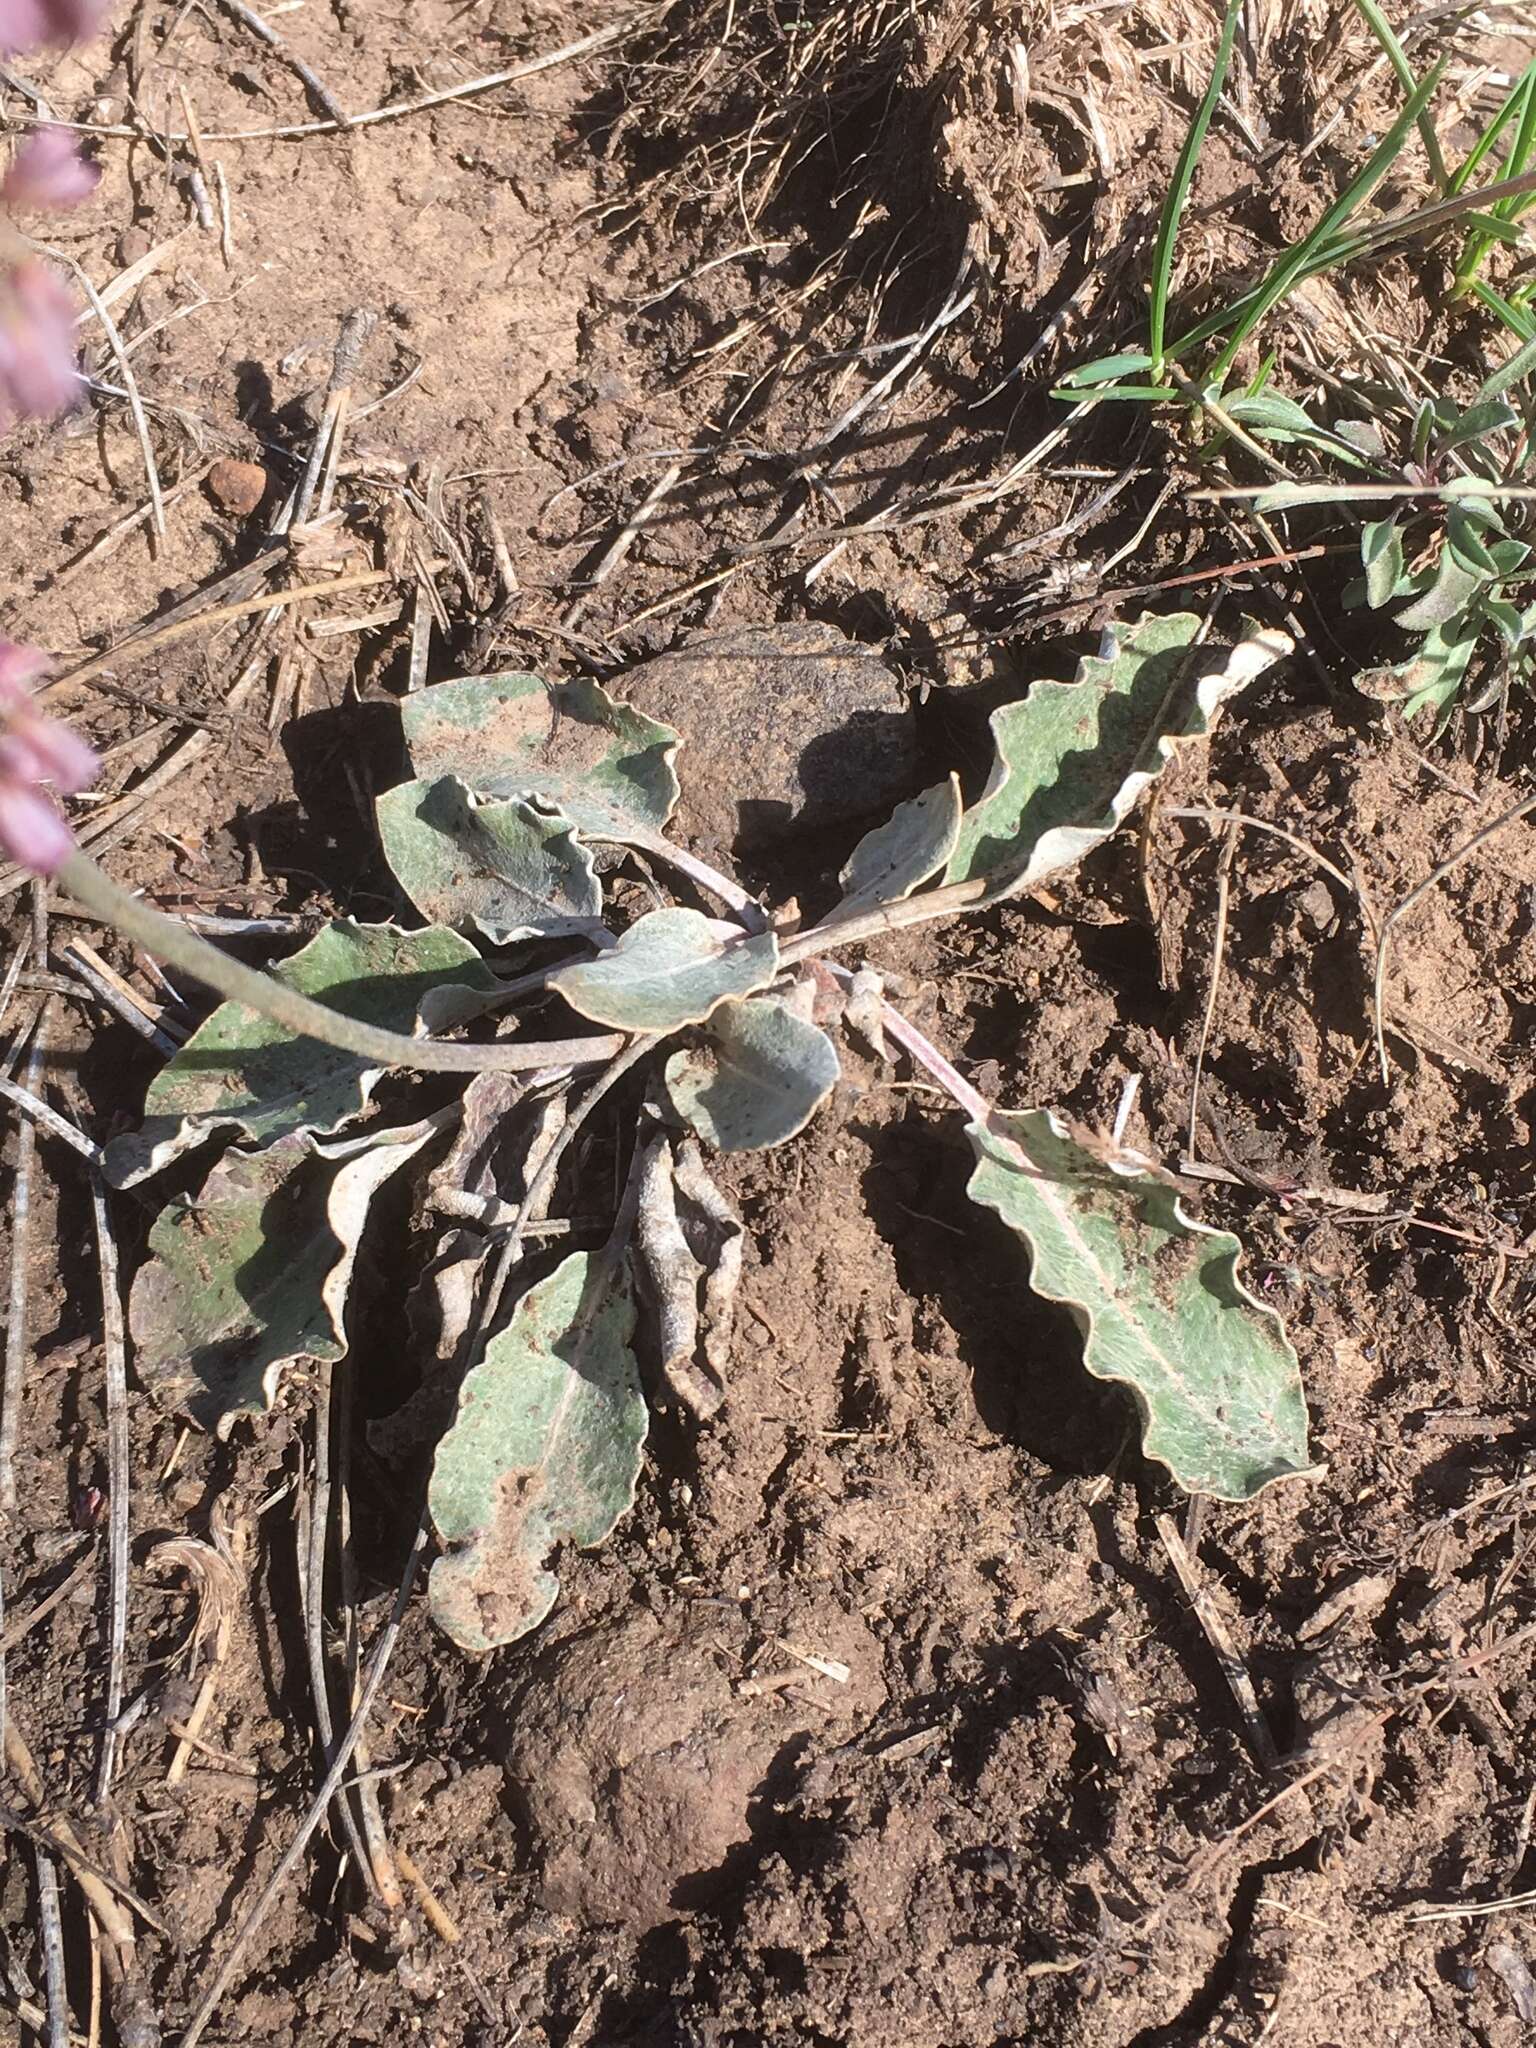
855,1113 -> 1136,1480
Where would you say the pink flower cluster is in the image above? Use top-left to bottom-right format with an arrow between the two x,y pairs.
4,125 -> 100,211
0,0 -> 107,872
0,645 -> 97,873
0,0 -> 106,52
1,2 -> 104,434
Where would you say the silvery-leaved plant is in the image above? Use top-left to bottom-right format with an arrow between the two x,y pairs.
46,612 -> 1321,1655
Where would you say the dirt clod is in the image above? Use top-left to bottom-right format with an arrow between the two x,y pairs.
501,1606 -> 884,1932
205,458 -> 267,519
621,623 -> 919,856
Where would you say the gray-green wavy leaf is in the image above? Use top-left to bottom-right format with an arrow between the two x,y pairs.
128,1115 -> 445,1434
377,774 -> 604,943
665,995 -> 840,1151
104,922 -> 499,1187
965,1109 -> 1314,1501
401,670 -> 679,848
944,613 -> 1290,896
428,1250 -> 644,1652
836,775 -> 961,918
549,908 -> 779,1032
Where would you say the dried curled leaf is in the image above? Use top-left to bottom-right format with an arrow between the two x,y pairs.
104,922 -> 498,1187
550,908 -> 779,1032
965,1110 -> 1315,1501
376,774 -> 604,943
428,1250 -> 644,1652
633,1129 -> 742,1417
945,613 -> 1290,895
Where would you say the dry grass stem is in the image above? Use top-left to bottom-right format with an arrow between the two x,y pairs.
299,1372 -> 379,1898
59,940 -> 183,1053
1156,1512 -> 1281,1771
0,992 -> 48,1512
0,1542 -> 97,1655
214,0 -> 347,123
49,248 -> 166,543
178,1518 -> 431,2048
35,1842 -> 69,2048
90,1177 -> 131,1808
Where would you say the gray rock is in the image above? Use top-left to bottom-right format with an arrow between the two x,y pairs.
620,622 -> 918,856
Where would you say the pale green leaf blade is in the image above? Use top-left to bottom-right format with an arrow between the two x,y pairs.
549,908 -> 778,1032
1248,481 -> 1391,512
1356,612 -> 1481,726
1361,516 -> 1405,607
965,1110 -> 1314,1501
103,923 -> 500,1187
401,671 -> 679,846
836,775 -> 962,918
1439,397 -> 1519,448
376,774 -> 605,944
428,1250 -> 644,1652
665,994 -> 841,1151
945,614 -> 1290,895
128,1116 -> 443,1433
1393,547 -> 1481,631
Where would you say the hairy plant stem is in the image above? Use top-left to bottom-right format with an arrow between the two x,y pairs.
57,850 -> 627,1074
819,959 -> 992,1123
779,870 -> 1004,965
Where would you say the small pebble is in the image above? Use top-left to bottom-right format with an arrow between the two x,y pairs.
206,457 -> 267,519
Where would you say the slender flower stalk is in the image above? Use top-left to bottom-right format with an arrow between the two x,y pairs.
0,648 -> 622,1075
57,851 -> 628,1075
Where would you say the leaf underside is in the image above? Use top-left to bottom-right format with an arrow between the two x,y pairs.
549,907 -> 779,1032
965,1110 -> 1314,1501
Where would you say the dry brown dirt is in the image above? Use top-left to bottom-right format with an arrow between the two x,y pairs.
4,3 -> 1536,2045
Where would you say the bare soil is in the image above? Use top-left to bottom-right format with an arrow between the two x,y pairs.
5,4 -> 1536,2045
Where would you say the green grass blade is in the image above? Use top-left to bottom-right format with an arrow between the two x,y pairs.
1470,278 -> 1536,342
1475,331 -> 1536,401
1455,62 -> 1536,290
1055,351 -> 1156,389
1349,0 -> 1449,191
1491,78 -> 1536,222
1450,61 -> 1536,194
1205,61 -> 1443,382
1047,381 -> 1181,403
1149,0 -> 1243,375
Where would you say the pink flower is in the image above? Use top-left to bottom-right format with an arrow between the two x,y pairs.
0,0 -> 108,53
0,259 -> 82,428
3,128 -> 100,211
0,643 -> 97,874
